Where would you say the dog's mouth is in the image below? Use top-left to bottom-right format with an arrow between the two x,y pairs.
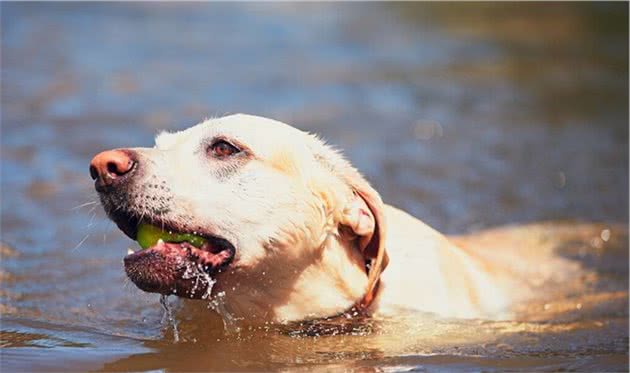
112,211 -> 235,299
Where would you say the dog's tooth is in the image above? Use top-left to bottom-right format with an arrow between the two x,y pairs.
158,239 -> 164,245
127,248 -> 134,255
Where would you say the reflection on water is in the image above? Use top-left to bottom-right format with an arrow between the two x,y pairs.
1,2 -> 628,371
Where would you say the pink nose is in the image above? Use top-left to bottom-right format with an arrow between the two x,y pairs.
89,149 -> 136,187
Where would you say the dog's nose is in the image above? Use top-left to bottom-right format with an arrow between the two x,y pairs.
89,149 -> 136,188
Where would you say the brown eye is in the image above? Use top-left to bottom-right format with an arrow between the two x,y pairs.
209,140 -> 240,158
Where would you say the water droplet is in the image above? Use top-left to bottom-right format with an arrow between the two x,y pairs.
413,119 -> 443,141
554,171 -> 566,188
160,295 -> 180,343
600,229 -> 611,242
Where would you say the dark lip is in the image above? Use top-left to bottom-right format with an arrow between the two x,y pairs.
108,208 -> 235,253
107,208 -> 141,240
115,208 -> 236,298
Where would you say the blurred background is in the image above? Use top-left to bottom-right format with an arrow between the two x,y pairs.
1,2 -> 628,371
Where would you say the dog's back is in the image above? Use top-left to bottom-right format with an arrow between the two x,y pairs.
376,207 -> 625,320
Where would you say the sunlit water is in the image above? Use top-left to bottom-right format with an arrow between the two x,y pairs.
1,3 -> 628,371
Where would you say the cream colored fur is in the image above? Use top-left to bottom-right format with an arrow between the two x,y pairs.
131,114 -> 512,323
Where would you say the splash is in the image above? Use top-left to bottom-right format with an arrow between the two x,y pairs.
177,259 -> 240,331
159,295 -> 180,343
158,261 -> 221,343
207,290 -> 242,334
179,259 -> 217,299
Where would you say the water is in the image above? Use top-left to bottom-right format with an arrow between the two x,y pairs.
1,3 -> 628,371
159,296 -> 179,343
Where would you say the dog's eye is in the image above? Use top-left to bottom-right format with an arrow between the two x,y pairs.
209,140 -> 240,158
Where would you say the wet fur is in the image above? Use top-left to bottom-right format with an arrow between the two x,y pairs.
104,114 -> 557,323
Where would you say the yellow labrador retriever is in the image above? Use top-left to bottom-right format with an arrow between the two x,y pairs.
90,114 -> 521,324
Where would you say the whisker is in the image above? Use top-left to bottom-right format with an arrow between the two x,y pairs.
104,220 -> 114,243
87,211 -> 97,228
87,205 -> 98,215
73,234 -> 90,251
71,200 -> 98,210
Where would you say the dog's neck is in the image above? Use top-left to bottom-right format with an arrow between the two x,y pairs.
214,234 -> 369,324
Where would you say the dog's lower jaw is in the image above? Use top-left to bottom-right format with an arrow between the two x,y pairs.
211,235 -> 371,324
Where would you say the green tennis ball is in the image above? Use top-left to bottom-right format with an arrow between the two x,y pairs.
136,223 -> 207,249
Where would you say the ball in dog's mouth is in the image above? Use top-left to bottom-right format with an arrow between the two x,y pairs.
123,223 -> 235,299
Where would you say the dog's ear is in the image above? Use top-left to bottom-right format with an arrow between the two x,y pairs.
338,168 -> 389,308
339,191 -> 375,249
308,137 -> 389,308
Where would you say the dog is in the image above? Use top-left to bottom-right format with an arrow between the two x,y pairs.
91,114 -> 535,324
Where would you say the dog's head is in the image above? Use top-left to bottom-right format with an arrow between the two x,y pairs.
90,114 -> 387,321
